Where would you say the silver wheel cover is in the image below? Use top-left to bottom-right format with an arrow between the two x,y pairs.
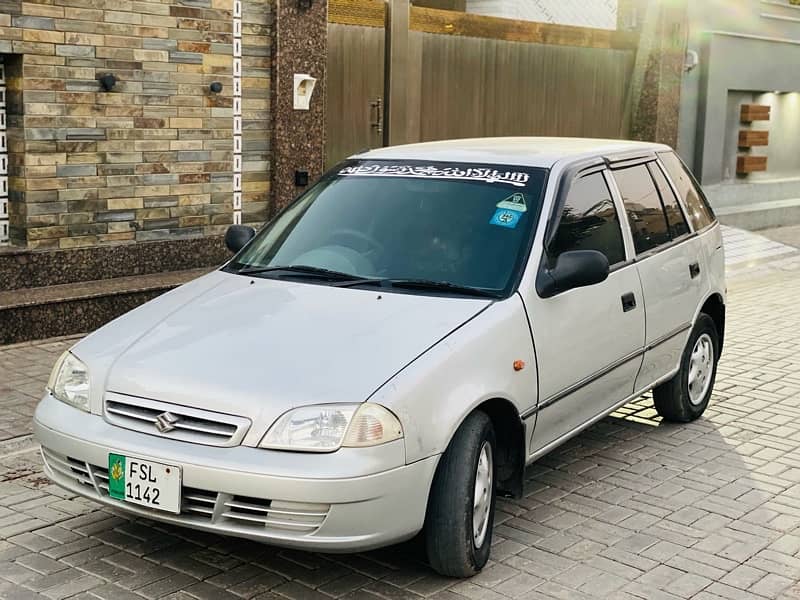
688,333 -> 714,406
472,441 -> 493,547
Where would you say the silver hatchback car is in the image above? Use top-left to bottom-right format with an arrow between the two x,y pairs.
35,138 -> 726,577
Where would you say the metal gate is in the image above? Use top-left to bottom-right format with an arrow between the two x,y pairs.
325,2 -> 638,168
325,1 -> 387,168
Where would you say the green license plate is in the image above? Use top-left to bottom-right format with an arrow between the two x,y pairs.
108,453 -> 181,514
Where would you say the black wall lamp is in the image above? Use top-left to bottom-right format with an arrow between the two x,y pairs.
98,73 -> 117,92
209,81 -> 223,94
298,0 -> 313,9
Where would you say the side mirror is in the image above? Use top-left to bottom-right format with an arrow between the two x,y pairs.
537,250 -> 610,298
225,225 -> 255,253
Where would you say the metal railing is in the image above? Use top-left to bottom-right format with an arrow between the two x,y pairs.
0,59 -> 7,246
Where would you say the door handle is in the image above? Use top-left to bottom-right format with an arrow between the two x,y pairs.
621,292 -> 637,312
689,262 -> 701,279
369,98 -> 383,135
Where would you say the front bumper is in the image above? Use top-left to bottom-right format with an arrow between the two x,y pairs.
34,394 -> 439,552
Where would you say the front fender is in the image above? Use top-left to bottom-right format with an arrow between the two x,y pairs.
368,295 -> 538,465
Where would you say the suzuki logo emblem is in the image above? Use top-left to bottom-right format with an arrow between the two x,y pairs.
155,412 -> 180,433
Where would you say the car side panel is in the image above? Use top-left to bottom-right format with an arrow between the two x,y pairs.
633,236 -> 709,392
690,223 -> 727,351
523,263 -> 645,456
700,223 -> 726,305
368,295 -> 537,465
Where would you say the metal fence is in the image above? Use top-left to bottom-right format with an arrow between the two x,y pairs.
326,1 -> 639,167
413,32 -> 634,142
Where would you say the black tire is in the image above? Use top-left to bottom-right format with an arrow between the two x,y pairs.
425,411 -> 496,578
653,313 -> 719,422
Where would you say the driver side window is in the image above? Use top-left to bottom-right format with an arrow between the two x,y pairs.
550,172 -> 626,266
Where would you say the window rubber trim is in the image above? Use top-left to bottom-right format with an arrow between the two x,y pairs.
613,159 -> 674,256
656,150 -> 718,226
612,158 -> 705,261
649,160 -> 693,236
536,160 -> 626,299
605,151 -> 659,170
542,158 -> 606,251
507,168 -> 551,299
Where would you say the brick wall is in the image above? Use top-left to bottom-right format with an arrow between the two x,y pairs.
0,0 -> 270,249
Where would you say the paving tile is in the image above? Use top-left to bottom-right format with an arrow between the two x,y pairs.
2,236 -> 800,598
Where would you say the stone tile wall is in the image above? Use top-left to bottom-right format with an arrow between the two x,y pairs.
270,0 -> 326,212
628,0 -> 688,148
0,0 -> 270,249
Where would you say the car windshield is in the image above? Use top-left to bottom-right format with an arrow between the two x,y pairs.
227,160 -> 548,297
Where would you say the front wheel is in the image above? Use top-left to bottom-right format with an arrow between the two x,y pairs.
425,411 -> 496,577
653,313 -> 719,422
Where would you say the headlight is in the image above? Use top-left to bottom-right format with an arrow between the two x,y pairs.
47,351 -> 90,413
261,403 -> 403,452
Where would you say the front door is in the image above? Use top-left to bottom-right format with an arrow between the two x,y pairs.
525,169 -> 645,457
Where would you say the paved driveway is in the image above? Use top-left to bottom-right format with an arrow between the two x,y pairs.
2,229 -> 800,600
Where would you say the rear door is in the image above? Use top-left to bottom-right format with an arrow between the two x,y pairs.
610,161 -> 709,391
658,151 -> 724,302
525,167 -> 645,456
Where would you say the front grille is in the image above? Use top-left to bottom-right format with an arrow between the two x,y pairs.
90,463 -> 110,493
41,448 -> 330,534
222,496 -> 329,533
41,447 -> 94,489
104,392 -> 250,447
182,487 -> 217,520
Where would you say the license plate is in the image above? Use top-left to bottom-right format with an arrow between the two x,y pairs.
108,453 -> 181,514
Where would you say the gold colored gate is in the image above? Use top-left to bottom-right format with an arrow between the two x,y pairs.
326,0 -> 387,168
325,1 -> 639,167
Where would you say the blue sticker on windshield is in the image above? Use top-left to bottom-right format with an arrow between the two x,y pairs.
490,209 -> 521,229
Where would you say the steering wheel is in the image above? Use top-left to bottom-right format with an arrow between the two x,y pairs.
326,228 -> 385,256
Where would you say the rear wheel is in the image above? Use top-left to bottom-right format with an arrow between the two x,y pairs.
653,313 -> 719,422
425,411 -> 496,577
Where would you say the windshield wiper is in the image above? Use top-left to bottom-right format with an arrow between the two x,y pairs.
234,266 -> 498,297
235,264 -> 361,281
388,279 -> 499,298
340,277 -> 499,298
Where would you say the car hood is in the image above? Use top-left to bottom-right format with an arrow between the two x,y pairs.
94,271 -> 491,430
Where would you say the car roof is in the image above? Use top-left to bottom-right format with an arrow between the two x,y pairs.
353,137 -> 672,169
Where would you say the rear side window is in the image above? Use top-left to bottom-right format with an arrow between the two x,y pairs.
613,165 -> 670,254
658,151 -> 715,231
648,162 -> 690,239
550,171 -> 626,266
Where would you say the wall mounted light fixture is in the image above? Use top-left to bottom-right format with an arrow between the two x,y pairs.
98,74 -> 117,92
209,81 -> 223,94
684,50 -> 699,73
297,0 -> 313,9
